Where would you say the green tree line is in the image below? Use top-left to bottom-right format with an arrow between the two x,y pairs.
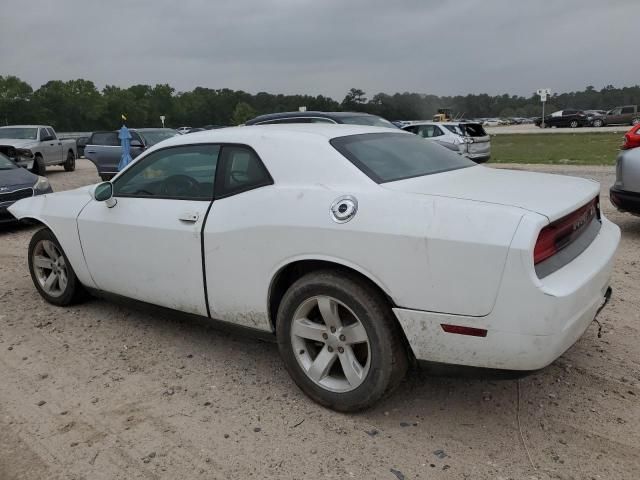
1,75 -> 639,131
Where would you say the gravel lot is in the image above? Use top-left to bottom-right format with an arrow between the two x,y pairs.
1,160 -> 639,480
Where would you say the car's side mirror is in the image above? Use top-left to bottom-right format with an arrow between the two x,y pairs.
41,135 -> 53,142
131,140 -> 143,148
93,182 -> 117,208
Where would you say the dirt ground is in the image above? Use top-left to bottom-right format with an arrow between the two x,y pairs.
1,160 -> 638,480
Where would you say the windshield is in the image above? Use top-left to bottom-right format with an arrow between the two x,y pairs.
340,116 -> 397,129
0,153 -> 17,169
0,127 -> 38,140
331,132 -> 475,183
139,130 -> 179,146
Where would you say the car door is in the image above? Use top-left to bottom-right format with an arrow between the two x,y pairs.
77,144 -> 220,316
46,128 -> 63,164
607,108 -> 623,124
85,132 -> 121,178
561,110 -> 576,127
202,145 -> 274,328
620,106 -> 635,124
38,127 -> 56,162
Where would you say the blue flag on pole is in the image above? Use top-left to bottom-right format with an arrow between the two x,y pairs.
117,125 -> 132,171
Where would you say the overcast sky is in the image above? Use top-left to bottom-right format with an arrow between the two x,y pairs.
1,0 -> 637,99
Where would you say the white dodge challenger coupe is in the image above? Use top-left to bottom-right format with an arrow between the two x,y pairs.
10,125 -> 620,411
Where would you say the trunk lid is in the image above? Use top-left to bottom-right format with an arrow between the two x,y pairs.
382,165 -> 600,221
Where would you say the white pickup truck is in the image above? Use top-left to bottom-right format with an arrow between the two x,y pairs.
0,125 -> 77,175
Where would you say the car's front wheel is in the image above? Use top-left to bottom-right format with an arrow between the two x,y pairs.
276,270 -> 408,412
569,120 -> 579,128
592,119 -> 604,128
28,228 -> 86,306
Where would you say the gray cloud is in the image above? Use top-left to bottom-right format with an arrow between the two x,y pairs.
1,0 -> 637,99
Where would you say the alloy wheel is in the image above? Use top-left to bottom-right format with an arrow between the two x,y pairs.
32,240 -> 68,297
290,295 -> 371,393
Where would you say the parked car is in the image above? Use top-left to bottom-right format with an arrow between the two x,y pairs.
84,128 -> 180,180
583,110 -> 608,127
245,111 -> 398,128
622,124 -> 640,150
482,118 -> 501,127
177,126 -> 192,134
534,110 -> 589,128
0,125 -> 78,174
0,152 -> 52,224
401,121 -> 491,163
600,105 -> 640,126
610,147 -> 640,215
9,124 -> 619,411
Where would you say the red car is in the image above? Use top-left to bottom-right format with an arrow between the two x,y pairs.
622,124 -> 640,150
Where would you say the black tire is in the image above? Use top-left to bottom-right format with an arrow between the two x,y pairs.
632,118 -> 640,126
593,119 -> 604,128
64,150 -> 76,171
276,270 -> 408,412
569,120 -> 579,128
28,228 -> 86,306
31,154 -> 46,176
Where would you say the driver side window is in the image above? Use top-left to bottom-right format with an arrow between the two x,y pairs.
113,145 -> 219,200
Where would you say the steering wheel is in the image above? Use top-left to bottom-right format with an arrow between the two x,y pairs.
159,175 -> 200,197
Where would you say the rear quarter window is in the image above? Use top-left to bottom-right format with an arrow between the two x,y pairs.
331,132 -> 475,183
90,132 -> 119,146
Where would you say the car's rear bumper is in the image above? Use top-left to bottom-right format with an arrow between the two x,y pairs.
610,187 -> 640,214
394,217 -> 620,370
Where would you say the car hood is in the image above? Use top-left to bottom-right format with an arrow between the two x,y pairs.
0,167 -> 37,188
382,165 -> 600,222
0,139 -> 37,149
8,184 -> 95,220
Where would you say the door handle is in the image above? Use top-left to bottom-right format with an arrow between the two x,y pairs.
179,212 -> 199,223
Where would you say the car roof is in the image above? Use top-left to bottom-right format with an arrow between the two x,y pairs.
146,124 -> 403,149
0,125 -> 50,128
245,111 -> 384,124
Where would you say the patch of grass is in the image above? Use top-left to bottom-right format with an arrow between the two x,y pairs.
489,133 -> 623,165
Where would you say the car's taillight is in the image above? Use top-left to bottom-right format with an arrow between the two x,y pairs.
534,197 -> 600,266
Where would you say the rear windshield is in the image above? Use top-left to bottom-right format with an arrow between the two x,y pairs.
340,116 -> 397,129
331,132 -> 475,183
139,130 -> 179,145
444,123 -> 487,137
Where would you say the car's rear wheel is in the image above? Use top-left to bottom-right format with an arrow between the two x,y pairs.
569,120 -> 579,128
632,118 -> 640,126
31,154 -> 45,176
64,150 -> 76,171
28,228 -> 86,306
592,119 -> 604,128
276,270 -> 408,412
